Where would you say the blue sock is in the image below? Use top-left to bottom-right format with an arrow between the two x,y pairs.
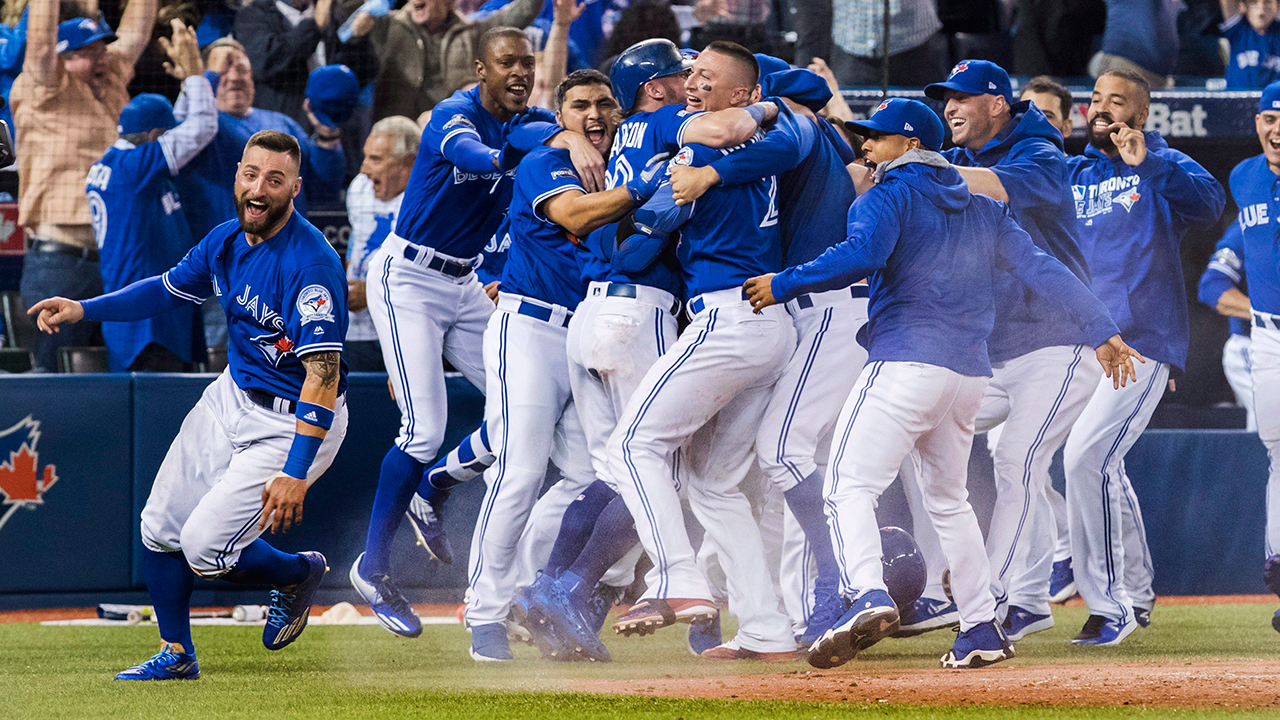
566,494 -> 638,601
142,549 -> 195,653
419,422 -> 493,499
221,539 -> 309,587
545,480 -> 617,577
784,469 -> 839,587
362,445 -> 425,576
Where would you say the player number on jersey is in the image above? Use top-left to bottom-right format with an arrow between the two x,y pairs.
760,176 -> 779,228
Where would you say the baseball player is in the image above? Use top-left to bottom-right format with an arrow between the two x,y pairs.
1222,81 -> 1280,629
1198,223 -> 1257,431
743,98 -> 1136,669
348,27 -> 605,638
343,116 -> 419,372
463,68 -> 670,661
86,20 -> 215,372
923,59 -> 1101,641
662,54 -> 865,647
602,42 -> 803,662
1064,70 -> 1225,645
30,131 -> 349,680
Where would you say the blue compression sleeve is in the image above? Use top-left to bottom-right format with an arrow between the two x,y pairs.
442,132 -> 501,173
633,183 -> 693,235
80,276 -> 191,322
710,101 -> 810,186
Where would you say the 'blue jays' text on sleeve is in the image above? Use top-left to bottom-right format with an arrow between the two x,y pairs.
285,263 -> 349,357
161,232 -> 219,303
708,100 -> 809,186
771,187 -> 901,302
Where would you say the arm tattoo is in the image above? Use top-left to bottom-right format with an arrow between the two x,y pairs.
301,351 -> 341,391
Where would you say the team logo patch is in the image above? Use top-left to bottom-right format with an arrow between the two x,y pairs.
949,62 -> 969,78
673,146 -> 695,166
551,168 -> 578,181
1114,190 -> 1141,212
0,416 -> 59,534
297,285 -> 335,324
443,114 -> 475,131
876,101 -> 890,113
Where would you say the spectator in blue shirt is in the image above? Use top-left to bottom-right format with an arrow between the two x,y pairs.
1220,0 -> 1280,88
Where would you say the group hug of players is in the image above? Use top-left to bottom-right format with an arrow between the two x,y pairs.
33,24 -> 1280,680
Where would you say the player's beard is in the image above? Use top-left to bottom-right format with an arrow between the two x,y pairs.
1086,111 -> 1121,153
235,192 -> 289,236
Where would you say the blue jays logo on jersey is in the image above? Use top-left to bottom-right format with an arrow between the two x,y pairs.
297,285 -> 335,324
0,415 -> 59,534
236,285 -> 294,366
1113,189 -> 1141,212
1072,174 -> 1142,223
673,146 -> 695,167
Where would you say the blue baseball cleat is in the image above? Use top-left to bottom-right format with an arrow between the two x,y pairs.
582,583 -> 625,635
1071,614 -> 1136,646
687,614 -> 722,656
1049,558 -> 1078,603
263,551 -> 327,651
512,576 -> 573,661
799,584 -> 848,646
1134,605 -> 1151,628
528,573 -> 611,662
893,595 -> 960,637
349,552 -> 422,638
469,622 -> 514,662
115,644 -> 200,680
940,621 -> 1015,668
807,589 -> 898,670
1001,605 -> 1054,641
406,494 -> 454,565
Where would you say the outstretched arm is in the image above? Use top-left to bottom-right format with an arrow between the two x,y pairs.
28,276 -> 192,332
680,102 -> 778,148
111,0 -> 161,67
23,0 -> 57,87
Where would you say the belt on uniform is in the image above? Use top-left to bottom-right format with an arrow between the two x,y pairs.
688,287 -> 748,316
604,282 -> 681,315
515,300 -> 572,327
1255,311 -> 1280,331
792,284 -> 869,310
29,238 -> 99,263
246,389 -> 346,415
402,244 -> 474,277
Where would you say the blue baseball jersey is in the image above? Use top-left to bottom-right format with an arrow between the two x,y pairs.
1221,15 -> 1280,89
1066,132 -> 1225,370
1227,154 -> 1280,315
163,211 -> 349,400
175,108 -> 346,240
637,142 -> 783,299
501,147 -> 590,308
606,103 -> 701,191
87,139 -> 199,371
396,86 -> 556,258
1197,221 -> 1249,336
477,216 -> 512,285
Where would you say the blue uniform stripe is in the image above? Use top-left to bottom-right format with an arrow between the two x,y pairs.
381,256 -> 416,453
216,509 -> 264,571
468,312 -> 510,590
993,346 -> 1083,594
619,309 -> 716,597
825,361 -> 882,594
775,308 -> 833,485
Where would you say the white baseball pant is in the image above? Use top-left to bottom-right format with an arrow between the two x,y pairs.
607,288 -> 797,652
898,452 -> 950,602
825,361 -> 995,631
465,294 -> 595,626
1063,359 -> 1168,624
1223,334 -> 1257,432
1251,319 -> 1280,558
140,370 -> 348,576
986,423 -> 1073,564
367,234 -> 491,463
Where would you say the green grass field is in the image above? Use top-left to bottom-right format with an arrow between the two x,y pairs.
4,603 -> 1279,719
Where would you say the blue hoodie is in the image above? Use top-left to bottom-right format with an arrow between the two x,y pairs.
1066,132 -> 1226,370
772,152 -> 1120,378
944,101 -> 1094,363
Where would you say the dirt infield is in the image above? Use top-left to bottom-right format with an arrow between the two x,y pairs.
578,660 -> 1280,709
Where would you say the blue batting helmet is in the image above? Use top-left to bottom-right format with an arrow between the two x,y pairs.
880,526 -> 926,609
611,38 -> 691,112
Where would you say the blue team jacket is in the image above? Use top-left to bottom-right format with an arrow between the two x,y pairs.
1066,132 -> 1225,370
772,153 -> 1119,378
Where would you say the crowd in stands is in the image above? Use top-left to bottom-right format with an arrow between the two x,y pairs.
0,0 -> 1277,374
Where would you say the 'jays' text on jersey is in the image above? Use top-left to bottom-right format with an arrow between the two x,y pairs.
501,146 -> 591,308
476,216 -> 512,285
163,211 -> 350,400
395,86 -> 556,258
1198,221 -> 1250,336
638,141 -> 782,299
1066,131 -> 1225,370
944,100 -> 1093,362
1227,154 -> 1280,316
87,139 -> 198,371
1221,14 -> 1280,89
345,173 -> 402,343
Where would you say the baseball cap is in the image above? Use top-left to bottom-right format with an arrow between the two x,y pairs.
1261,81 -> 1280,113
306,65 -> 361,129
56,17 -> 115,54
118,93 -> 177,136
845,98 -> 945,152
753,53 -> 791,81
924,59 -> 1012,104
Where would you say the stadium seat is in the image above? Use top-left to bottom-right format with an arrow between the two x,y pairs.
0,291 -> 35,350
57,346 -> 108,374
0,347 -> 32,373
